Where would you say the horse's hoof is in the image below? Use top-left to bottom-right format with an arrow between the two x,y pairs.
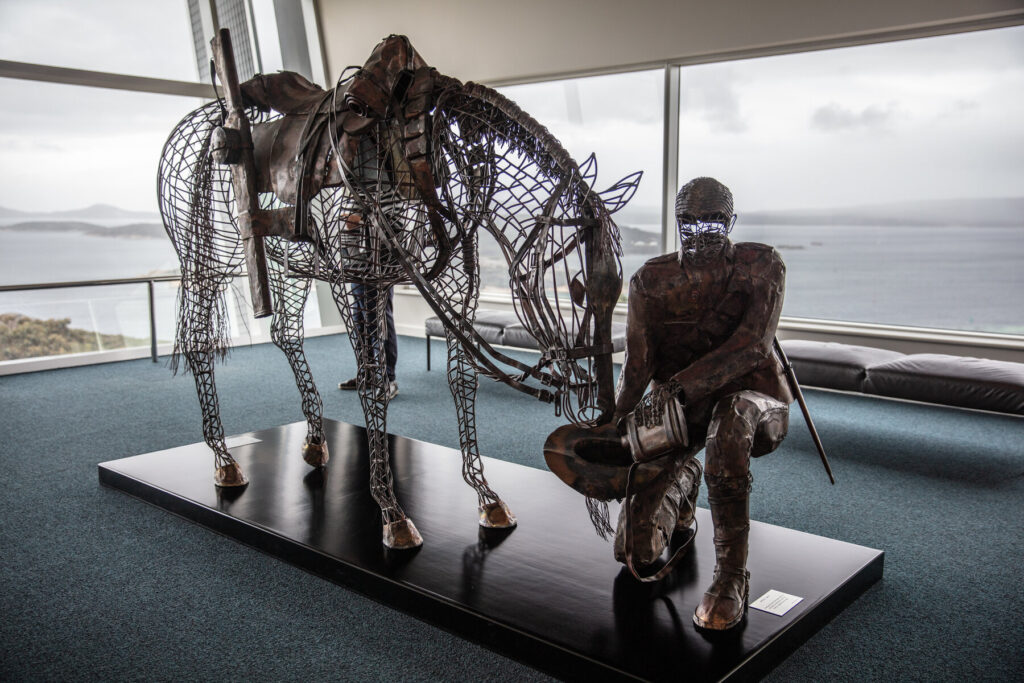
479,501 -> 517,529
214,462 -> 248,487
383,518 -> 423,549
302,439 -> 329,467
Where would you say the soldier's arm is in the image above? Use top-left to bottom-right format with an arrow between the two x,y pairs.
670,247 -> 785,404
614,272 -> 656,420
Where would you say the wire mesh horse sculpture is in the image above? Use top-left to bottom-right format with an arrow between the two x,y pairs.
158,31 -> 640,548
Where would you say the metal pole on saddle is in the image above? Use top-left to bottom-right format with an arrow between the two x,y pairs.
774,337 -> 836,484
210,28 -> 273,318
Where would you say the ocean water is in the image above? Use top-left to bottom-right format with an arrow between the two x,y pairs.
731,223 -> 1024,334
1,224 -> 1022,344
0,229 -> 181,344
613,223 -> 1023,334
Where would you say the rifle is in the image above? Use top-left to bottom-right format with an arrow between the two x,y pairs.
774,337 -> 836,485
210,28 -> 273,318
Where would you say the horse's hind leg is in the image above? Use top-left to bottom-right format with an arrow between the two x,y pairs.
444,330 -> 517,528
330,279 -> 422,549
268,253 -> 328,467
178,277 -> 246,486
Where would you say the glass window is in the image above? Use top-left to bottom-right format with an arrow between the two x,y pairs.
677,26 -> 1024,334
0,78 -> 325,363
497,69 -> 664,300
0,0 -> 198,82
0,283 -> 175,360
0,77 -> 195,285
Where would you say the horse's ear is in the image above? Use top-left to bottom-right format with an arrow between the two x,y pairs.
598,170 -> 643,214
578,153 -> 598,188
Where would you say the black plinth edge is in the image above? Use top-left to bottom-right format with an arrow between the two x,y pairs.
97,466 -> 625,681
99,420 -> 883,682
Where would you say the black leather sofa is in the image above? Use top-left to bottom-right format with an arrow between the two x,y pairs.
781,340 -> 1024,415
423,313 -> 1023,416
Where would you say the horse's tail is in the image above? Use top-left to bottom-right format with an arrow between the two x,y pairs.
158,102 -> 238,375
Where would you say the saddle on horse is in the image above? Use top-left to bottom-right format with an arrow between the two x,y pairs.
208,29 -> 447,317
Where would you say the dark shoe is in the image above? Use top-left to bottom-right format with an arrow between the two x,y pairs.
338,377 -> 358,390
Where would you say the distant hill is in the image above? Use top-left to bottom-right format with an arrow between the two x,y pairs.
0,203 -> 160,221
618,224 -> 662,254
0,221 -> 166,239
743,197 -> 1024,227
0,313 -> 150,361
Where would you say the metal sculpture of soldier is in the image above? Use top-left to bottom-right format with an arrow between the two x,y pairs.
546,177 -> 794,631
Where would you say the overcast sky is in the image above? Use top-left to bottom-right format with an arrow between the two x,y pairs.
503,25 -> 1024,217
0,3 -> 1021,217
0,0 -> 282,214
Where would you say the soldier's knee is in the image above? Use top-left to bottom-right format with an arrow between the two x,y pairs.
707,394 -> 760,444
705,395 -> 759,475
751,405 -> 789,458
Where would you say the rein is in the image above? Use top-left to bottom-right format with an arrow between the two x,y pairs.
623,459 -> 699,583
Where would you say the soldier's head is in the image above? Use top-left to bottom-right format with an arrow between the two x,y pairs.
675,177 -> 736,265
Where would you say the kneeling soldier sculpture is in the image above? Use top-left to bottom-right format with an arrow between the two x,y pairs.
546,177 -> 822,631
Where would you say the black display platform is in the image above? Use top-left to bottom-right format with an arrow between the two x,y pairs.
99,419 -> 882,682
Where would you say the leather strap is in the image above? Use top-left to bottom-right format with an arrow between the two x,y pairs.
623,459 -> 698,583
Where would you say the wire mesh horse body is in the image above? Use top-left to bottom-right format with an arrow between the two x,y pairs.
157,34 -> 639,548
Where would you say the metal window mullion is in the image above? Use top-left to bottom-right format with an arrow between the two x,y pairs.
660,64 -> 680,254
245,0 -> 264,74
0,60 -> 216,98
198,0 -> 221,40
300,0 -> 328,86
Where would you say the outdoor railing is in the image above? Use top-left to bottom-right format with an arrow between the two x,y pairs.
2,276 -> 1021,371
0,274 -> 183,363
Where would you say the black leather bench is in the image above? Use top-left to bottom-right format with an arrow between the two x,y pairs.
422,320 -> 1024,415
424,310 -> 627,371
780,339 -> 1024,416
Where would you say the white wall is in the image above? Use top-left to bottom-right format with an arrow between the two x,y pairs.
315,0 -> 1023,84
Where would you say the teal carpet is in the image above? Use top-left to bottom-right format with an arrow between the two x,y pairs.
1,334 -> 1022,681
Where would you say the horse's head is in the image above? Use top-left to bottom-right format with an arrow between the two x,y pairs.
427,84 -> 643,426
505,160 -> 641,426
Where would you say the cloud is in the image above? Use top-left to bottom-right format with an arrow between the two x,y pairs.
810,102 -> 897,132
680,69 -> 747,134
0,138 -> 64,152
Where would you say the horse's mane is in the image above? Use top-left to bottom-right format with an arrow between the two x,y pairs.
432,77 -> 620,257
436,78 -> 581,185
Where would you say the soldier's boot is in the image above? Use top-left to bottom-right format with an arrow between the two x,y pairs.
614,456 -> 701,566
694,472 -> 752,630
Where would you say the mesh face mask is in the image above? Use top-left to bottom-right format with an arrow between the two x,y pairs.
674,177 -> 736,265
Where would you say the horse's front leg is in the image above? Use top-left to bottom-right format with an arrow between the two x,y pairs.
330,280 -> 422,549
268,251 -> 327,467
443,330 -> 518,528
